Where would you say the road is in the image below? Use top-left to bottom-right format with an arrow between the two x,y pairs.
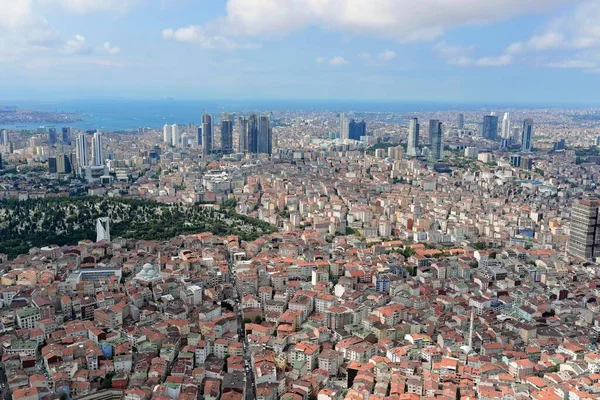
229,252 -> 256,400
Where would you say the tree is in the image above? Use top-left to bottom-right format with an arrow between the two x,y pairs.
472,242 -> 487,250
99,372 -> 115,389
254,316 -> 263,324
401,247 -> 416,258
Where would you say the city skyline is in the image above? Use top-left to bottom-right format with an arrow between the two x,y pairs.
1,1 -> 600,103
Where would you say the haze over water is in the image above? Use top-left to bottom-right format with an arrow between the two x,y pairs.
0,98 -> 583,132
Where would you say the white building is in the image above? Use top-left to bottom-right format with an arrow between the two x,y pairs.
92,130 -> 104,166
171,124 -> 179,147
163,124 -> 172,145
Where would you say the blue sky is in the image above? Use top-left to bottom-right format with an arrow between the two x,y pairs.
1,0 -> 599,103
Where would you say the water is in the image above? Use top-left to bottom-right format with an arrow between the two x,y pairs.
0,98 -> 589,132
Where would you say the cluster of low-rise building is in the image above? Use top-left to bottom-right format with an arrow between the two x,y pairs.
2,108 -> 600,400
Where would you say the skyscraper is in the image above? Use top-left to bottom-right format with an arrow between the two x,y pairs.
257,115 -> 272,154
0,153 -> 3,170
568,198 -> 600,260
482,115 -> 499,140
407,118 -> 420,157
197,127 -> 202,146
502,113 -> 511,139
57,154 -> 72,174
521,119 -> 534,153
221,113 -> 233,154
0,129 -> 7,145
349,119 -> 366,141
457,114 -> 464,130
49,157 -> 58,173
62,127 -> 71,145
92,130 -> 104,166
248,114 -> 258,153
339,113 -> 349,140
171,124 -> 180,147
75,133 -> 88,172
48,128 -> 57,145
163,124 -> 172,145
202,114 -> 213,155
429,120 -> 443,162
238,117 -> 248,153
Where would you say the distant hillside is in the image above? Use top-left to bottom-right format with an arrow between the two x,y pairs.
0,197 -> 276,259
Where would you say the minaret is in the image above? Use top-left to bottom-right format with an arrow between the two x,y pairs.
468,308 -> 475,349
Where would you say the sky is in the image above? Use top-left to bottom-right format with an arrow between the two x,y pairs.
1,0 -> 600,104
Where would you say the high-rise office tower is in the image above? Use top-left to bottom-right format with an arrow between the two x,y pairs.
429,120 -> 443,162
428,119 -> 439,142
238,117 -> 249,153
0,129 -> 7,145
511,127 -> 521,143
75,133 -> 88,172
57,154 -> 72,174
457,114 -> 464,130
502,113 -> 511,139
568,198 -> 600,260
171,124 -> 179,147
48,128 -> 57,145
257,115 -> 272,154
49,157 -> 58,173
407,118 -> 420,157
221,113 -> 233,154
92,130 -> 104,166
348,119 -> 357,140
163,124 -> 172,145
248,114 -> 258,153
62,127 -> 71,145
358,120 -> 366,139
0,153 -> 3,170
197,127 -> 202,146
202,114 -> 213,155
521,119 -> 534,153
349,119 -> 366,141
339,113 -> 349,140
482,115 -> 499,140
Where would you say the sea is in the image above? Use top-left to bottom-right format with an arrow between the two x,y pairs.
0,98 -> 588,132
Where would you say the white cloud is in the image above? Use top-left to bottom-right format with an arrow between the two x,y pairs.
0,0 -> 35,30
162,0 -> 572,53
317,56 -> 348,65
61,34 -> 91,55
506,1 -> 600,53
378,50 -> 396,61
503,1 -> 600,71
505,42 -> 525,55
433,41 -> 476,66
162,26 -> 257,50
433,41 -> 473,59
358,52 -> 372,59
329,56 -> 348,65
196,0 -> 571,42
546,59 -> 597,69
103,41 -> 120,55
476,54 -> 512,66
448,56 -> 474,66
